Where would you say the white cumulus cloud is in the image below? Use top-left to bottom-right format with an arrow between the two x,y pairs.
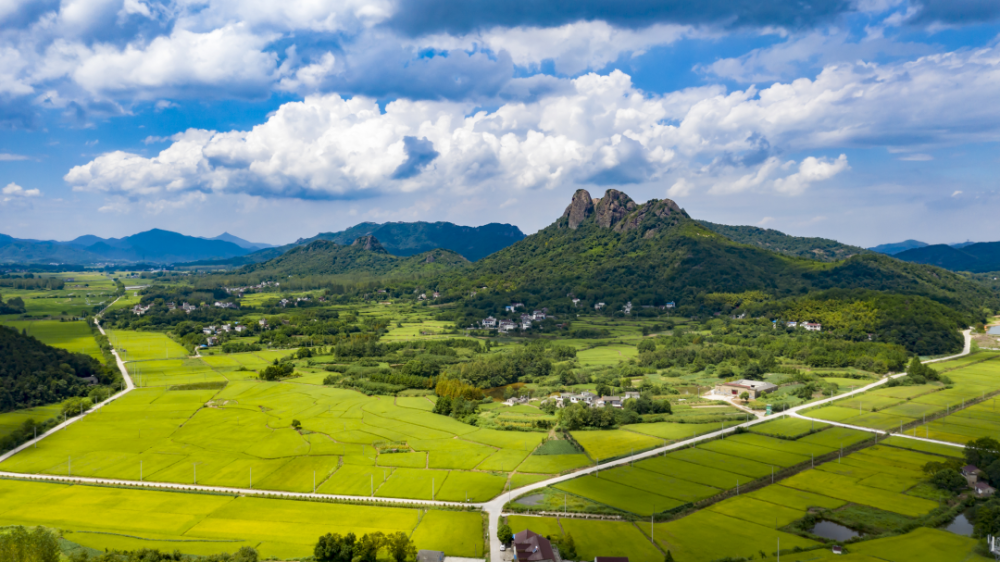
2,182 -> 41,202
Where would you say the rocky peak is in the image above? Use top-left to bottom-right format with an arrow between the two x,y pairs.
594,189 -> 636,229
613,198 -> 683,234
562,189 -> 595,229
352,235 -> 386,253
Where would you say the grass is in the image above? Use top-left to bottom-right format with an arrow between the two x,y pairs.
505,516 -> 664,561
751,416 -> 829,438
0,401 -> 69,440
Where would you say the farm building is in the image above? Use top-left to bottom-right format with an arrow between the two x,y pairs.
715,380 -> 778,400
513,529 -> 555,562
416,551 -> 444,562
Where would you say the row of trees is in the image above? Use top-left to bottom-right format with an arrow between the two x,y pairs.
314,532 -> 416,562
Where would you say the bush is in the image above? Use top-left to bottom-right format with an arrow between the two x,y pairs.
930,469 -> 968,493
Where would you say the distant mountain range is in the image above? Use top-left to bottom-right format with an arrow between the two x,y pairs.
0,230 -> 258,264
868,240 -> 929,255
892,242 -> 1000,273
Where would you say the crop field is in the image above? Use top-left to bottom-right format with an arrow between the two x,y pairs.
623,419 -> 742,440
0,480 -> 484,558
652,510 -> 818,560
781,467 -> 936,516
506,515 -> 664,561
575,345 -> 638,366
4,319 -> 104,360
381,321 -> 455,341
516,454 -> 591,474
570,429 -> 663,460
107,330 -> 189,361
537,426 -> 875,516
0,380 -> 549,497
0,401 -> 69,440
751,416 -> 829,438
554,474 -> 684,515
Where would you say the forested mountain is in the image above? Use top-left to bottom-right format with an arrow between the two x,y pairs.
698,221 -> 865,261
894,241 -> 1000,273
0,325 -> 109,412
239,236 -> 469,278
436,189 -> 994,349
869,240 -> 928,255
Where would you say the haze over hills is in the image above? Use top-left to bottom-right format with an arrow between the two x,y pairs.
868,240 -> 928,255
892,242 -> 1000,273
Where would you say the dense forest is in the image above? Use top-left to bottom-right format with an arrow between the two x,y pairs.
697,221 -> 867,262
0,325 -> 112,412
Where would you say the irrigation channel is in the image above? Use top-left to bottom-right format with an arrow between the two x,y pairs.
0,327 -> 973,561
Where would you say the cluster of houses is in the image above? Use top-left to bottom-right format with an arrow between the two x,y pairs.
201,323 -> 247,346
222,281 -> 278,296
547,390 -> 640,409
131,301 -> 200,315
781,321 -> 822,331
961,465 -> 996,497
481,308 -> 548,332
417,292 -> 440,300
278,297 -> 312,308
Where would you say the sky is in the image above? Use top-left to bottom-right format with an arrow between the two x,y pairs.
1,0 -> 999,247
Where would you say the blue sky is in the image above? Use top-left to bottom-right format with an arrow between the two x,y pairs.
1,0 -> 999,247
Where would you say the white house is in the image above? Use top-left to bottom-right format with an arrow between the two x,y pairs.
803,322 -> 822,332
595,396 -> 622,408
481,316 -> 498,328
572,298 -> 581,306
595,302 -> 606,310
532,310 -> 546,320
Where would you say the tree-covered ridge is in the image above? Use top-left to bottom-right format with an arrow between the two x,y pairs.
238,237 -> 469,278
895,241 -> 1000,273
697,221 -> 866,262
0,325 -> 111,412
439,189 -> 995,323
302,220 -> 526,261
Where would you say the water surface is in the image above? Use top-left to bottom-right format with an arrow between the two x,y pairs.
810,520 -> 862,541
943,513 -> 974,536
988,326 -> 1000,335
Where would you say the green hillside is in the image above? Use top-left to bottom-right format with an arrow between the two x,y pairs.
434,189 -> 993,353
697,221 -> 866,262
239,236 -> 469,278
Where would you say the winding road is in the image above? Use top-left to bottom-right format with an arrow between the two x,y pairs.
0,327 -> 974,561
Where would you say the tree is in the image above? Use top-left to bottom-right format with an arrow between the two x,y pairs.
497,524 -> 513,545
386,531 -> 416,562
664,551 -> 675,562
975,501 -> 1000,538
965,437 -> 1000,468
742,361 -> 764,380
553,533 -> 577,560
355,532 -> 386,562
0,526 -> 59,562
291,419 -> 302,430
739,391 -> 750,402
930,469 -> 968,493
637,339 -> 656,353
314,532 -> 356,562
432,396 -> 452,416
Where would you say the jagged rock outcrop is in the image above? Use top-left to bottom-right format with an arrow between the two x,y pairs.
562,189 -> 595,229
613,198 -> 682,233
353,235 -> 386,253
594,189 -> 636,229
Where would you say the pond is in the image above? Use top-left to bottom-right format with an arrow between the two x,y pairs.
943,513 -> 975,536
810,520 -> 863,541
517,493 -> 545,506
989,326 -> 1000,335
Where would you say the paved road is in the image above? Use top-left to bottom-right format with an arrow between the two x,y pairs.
0,301 -> 134,465
0,326 -> 972,562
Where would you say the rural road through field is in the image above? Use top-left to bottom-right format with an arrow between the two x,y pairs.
0,327 -> 972,562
